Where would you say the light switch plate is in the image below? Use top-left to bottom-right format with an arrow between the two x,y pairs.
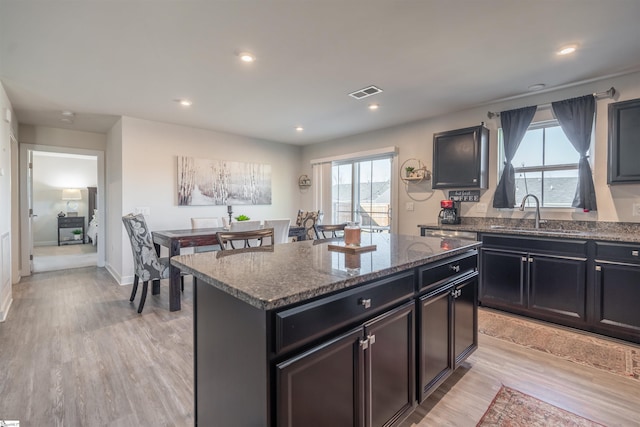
633,203 -> 640,217
135,207 -> 151,216
405,202 -> 414,211
476,203 -> 487,213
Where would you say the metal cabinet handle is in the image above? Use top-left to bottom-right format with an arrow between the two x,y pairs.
632,250 -> 639,257
449,264 -> 460,272
595,265 -> 602,271
359,298 -> 372,309
521,256 -> 527,262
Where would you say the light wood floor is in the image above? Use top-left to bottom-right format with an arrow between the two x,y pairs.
1,267 -> 639,426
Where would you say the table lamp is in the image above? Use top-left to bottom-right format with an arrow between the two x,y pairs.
62,188 -> 82,216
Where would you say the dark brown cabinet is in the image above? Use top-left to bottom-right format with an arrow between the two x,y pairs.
608,98 -> 640,184
593,242 -> 640,343
276,302 -> 415,427
479,234 -> 588,326
432,124 -> 489,189
417,252 -> 478,401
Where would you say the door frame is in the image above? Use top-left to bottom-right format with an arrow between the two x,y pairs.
19,143 -> 106,276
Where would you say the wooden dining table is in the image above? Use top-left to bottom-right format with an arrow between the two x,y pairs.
152,225 -> 307,311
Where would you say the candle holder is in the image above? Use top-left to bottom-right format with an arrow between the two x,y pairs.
227,205 -> 233,225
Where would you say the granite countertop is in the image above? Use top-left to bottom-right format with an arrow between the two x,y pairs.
418,219 -> 640,243
171,233 -> 481,311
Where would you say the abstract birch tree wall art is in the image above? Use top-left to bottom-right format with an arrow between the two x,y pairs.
177,156 -> 272,206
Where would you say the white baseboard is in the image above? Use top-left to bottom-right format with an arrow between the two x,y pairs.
0,294 -> 12,322
34,240 -> 58,247
105,262 -> 135,286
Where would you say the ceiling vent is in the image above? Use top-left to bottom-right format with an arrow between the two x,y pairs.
348,85 -> 383,100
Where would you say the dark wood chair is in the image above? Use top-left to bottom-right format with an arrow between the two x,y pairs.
315,223 -> 347,239
216,228 -> 275,250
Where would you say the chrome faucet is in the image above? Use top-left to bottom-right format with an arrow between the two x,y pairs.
519,194 -> 542,228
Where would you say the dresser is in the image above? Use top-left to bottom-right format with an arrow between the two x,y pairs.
57,216 -> 85,246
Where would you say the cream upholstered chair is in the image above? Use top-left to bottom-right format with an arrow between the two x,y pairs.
295,210 -> 320,240
122,213 -> 185,313
216,228 -> 275,250
191,217 -> 223,252
263,219 -> 291,244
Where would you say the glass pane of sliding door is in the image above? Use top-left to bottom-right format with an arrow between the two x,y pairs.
332,157 -> 392,233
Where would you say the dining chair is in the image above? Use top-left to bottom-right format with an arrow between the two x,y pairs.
228,220 -> 262,247
191,217 -> 223,252
295,210 -> 320,240
263,219 -> 291,244
315,223 -> 347,239
216,228 -> 275,250
122,213 -> 185,313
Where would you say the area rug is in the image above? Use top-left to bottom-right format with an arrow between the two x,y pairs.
477,385 -> 605,426
478,309 -> 640,381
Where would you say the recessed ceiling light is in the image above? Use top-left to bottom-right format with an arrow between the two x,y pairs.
175,99 -> 193,107
368,103 -> 379,110
238,52 -> 256,63
528,84 -> 546,91
557,45 -> 577,55
61,110 -> 75,117
60,117 -> 73,123
295,126 -> 304,132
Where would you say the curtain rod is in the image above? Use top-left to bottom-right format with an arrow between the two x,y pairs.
487,86 -> 616,119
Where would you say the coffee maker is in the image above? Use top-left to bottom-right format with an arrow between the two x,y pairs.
438,199 -> 461,224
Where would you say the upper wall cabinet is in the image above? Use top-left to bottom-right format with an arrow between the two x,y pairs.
608,98 -> 640,184
432,124 -> 489,189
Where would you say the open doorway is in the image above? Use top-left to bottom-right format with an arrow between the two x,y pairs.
31,151 -> 98,272
19,143 -> 106,276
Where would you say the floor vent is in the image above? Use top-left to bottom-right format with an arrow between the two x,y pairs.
348,85 -> 383,100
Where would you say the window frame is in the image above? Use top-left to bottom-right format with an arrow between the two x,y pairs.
498,118 -> 580,209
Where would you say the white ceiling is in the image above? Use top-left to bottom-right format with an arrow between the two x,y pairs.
2,0 -> 640,145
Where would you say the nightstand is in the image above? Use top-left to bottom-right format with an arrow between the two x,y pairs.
58,216 -> 85,246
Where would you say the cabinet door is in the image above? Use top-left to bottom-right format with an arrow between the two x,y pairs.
276,327 -> 364,427
418,285 -> 452,402
595,262 -> 640,339
528,253 -> 587,322
432,125 -> 488,189
365,302 -> 415,427
480,248 -> 527,308
453,276 -> 478,367
608,98 -> 640,184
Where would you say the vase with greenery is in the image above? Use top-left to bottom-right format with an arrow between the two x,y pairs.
72,229 -> 83,240
234,214 -> 250,221
405,166 -> 415,177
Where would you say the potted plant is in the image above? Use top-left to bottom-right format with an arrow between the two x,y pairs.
234,214 -> 250,221
72,229 -> 83,240
405,166 -> 415,177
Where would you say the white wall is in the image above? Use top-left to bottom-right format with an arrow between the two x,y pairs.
32,154 -> 98,245
106,118 -> 123,282
301,71 -> 640,236
0,81 -> 17,322
114,116 -> 302,284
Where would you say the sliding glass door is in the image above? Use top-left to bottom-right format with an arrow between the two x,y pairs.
332,156 -> 392,233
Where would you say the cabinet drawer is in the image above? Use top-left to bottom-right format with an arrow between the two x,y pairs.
274,272 -> 414,354
58,217 -> 84,227
419,251 -> 477,293
482,234 -> 587,256
595,241 -> 640,264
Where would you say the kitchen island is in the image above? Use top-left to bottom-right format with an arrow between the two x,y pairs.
172,233 -> 481,426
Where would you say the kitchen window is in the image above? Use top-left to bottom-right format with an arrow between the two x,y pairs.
499,119 -> 580,208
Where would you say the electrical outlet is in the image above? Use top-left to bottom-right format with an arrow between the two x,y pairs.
476,203 -> 487,213
405,202 -> 414,211
633,203 -> 640,217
